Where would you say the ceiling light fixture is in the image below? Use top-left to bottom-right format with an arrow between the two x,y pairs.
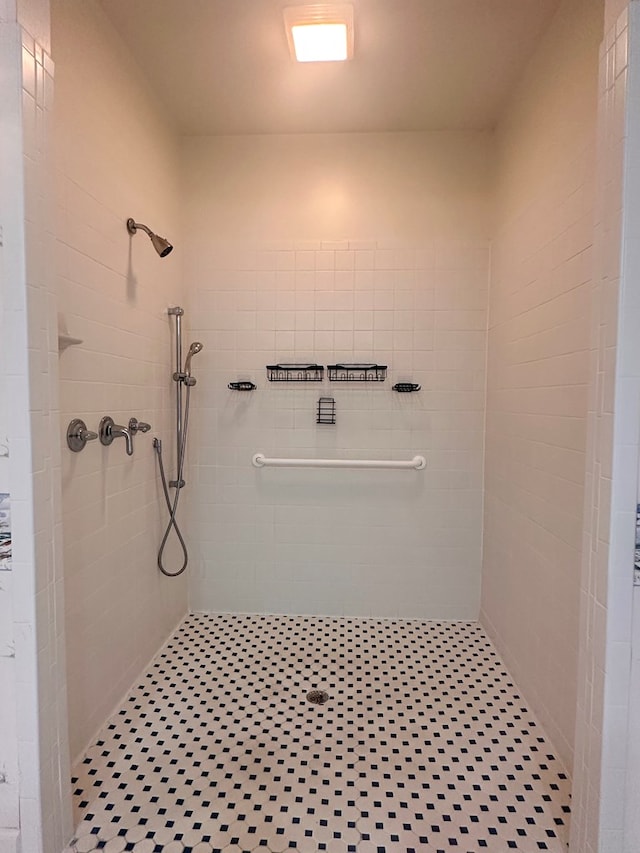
284,4 -> 354,63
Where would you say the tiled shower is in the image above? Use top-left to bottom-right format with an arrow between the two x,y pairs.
2,0 -> 640,851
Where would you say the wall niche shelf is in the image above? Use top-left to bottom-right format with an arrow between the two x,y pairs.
328,363 -> 387,382
266,364 -> 324,382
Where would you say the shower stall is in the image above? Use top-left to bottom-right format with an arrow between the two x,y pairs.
2,0 -> 640,852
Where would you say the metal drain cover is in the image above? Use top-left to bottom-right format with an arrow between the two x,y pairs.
306,689 -> 329,705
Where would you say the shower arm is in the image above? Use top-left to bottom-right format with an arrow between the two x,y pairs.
127,220 -> 153,238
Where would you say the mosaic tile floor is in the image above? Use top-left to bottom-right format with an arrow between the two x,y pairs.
64,614 -> 571,853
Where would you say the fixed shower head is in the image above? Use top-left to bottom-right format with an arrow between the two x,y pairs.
184,341 -> 204,377
127,218 -> 173,257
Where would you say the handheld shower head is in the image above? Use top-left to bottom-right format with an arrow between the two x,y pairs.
127,218 -> 173,257
184,341 -> 204,377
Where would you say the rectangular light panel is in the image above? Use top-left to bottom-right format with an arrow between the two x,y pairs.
291,22 -> 348,62
284,5 -> 354,63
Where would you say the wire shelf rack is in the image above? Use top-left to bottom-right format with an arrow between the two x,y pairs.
266,364 -> 324,382
327,363 -> 387,382
317,397 -> 336,424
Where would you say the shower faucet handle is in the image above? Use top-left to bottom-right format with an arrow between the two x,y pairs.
66,418 -> 98,452
129,418 -> 151,434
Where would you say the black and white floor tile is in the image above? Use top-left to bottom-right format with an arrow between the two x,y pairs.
63,614 -> 570,852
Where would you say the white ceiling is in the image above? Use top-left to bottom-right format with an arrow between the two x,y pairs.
98,0 -> 562,136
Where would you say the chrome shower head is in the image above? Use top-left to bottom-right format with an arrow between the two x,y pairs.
184,341 -> 204,376
127,218 -> 173,257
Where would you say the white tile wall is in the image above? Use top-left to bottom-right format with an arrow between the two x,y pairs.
183,132 -> 493,619
51,0 -> 188,766
623,9 -> 640,849
606,0 -> 631,32
20,26 -> 72,853
15,0 -> 48,52
482,0 -> 603,774
0,11 -> 70,853
571,6 -> 638,853
0,25 -> 22,853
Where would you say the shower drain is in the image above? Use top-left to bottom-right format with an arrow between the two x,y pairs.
306,689 -> 329,705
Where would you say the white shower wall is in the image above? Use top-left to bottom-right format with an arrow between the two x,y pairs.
0,8 -> 71,852
482,0 -> 602,772
52,0 -> 187,764
183,132 -> 493,618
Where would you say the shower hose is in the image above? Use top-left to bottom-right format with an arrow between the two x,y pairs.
154,384 -> 191,577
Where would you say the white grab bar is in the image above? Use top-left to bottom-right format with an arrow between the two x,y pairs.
252,453 -> 426,470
